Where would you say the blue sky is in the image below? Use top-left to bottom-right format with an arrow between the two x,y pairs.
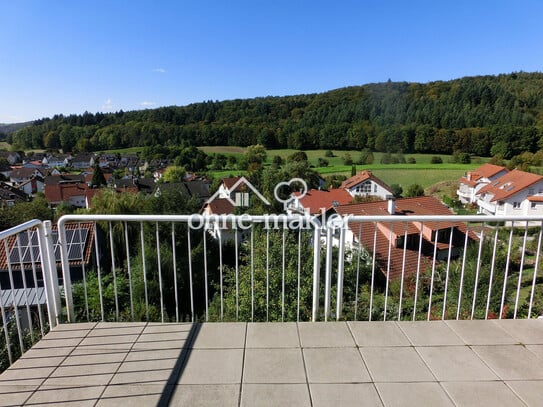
1,0 -> 542,123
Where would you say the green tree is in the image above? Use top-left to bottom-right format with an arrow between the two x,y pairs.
90,163 -> 107,187
161,165 -> 186,183
405,184 -> 425,197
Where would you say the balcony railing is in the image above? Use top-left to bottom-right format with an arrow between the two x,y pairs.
1,213 -> 543,370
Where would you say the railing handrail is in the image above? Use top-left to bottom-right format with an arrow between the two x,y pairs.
0,219 -> 43,239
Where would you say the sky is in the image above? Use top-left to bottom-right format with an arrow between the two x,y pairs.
1,0 -> 543,123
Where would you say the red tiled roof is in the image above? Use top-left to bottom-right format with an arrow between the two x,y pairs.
340,170 -> 391,191
45,183 -> 88,204
204,198 -> 235,215
478,169 -> 543,202
222,177 -> 242,190
459,164 -> 509,187
293,188 -> 353,215
527,196 -> 543,202
335,196 -> 476,280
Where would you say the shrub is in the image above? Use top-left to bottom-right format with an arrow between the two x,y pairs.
430,156 -> 443,164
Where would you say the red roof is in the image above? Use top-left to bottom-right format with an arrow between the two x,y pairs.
340,170 -> 391,191
293,188 -> 353,215
335,196 -> 476,280
478,169 -> 543,202
45,183 -> 88,204
460,164 -> 508,187
222,177 -> 242,190
528,196 -> 543,202
204,198 -> 235,215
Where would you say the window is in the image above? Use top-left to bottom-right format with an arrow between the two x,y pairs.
360,182 -> 372,193
531,202 -> 537,209
513,202 -> 521,209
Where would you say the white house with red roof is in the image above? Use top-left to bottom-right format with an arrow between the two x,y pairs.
340,170 -> 393,199
457,163 -> 509,204
334,196 -> 476,281
287,188 -> 353,217
476,169 -> 543,216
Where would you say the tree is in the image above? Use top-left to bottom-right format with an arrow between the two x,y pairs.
245,144 -> 267,166
390,184 -> 403,198
161,165 -> 186,183
317,157 -> 329,167
405,184 -> 425,197
90,163 -> 107,187
342,153 -> 353,165
430,156 -> 443,164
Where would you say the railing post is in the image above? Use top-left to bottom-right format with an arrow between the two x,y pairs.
57,219 -> 75,322
336,219 -> 346,320
324,221 -> 334,321
311,219 -> 321,322
39,220 -> 61,328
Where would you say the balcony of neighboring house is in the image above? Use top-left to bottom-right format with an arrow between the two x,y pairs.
1,213 -> 543,405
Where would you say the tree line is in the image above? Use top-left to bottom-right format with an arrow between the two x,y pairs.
9,72 -> 543,158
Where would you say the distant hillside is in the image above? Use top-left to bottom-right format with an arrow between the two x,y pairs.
10,72 -> 543,158
0,121 -> 32,135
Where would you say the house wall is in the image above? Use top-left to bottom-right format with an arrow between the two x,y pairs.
347,181 -> 391,200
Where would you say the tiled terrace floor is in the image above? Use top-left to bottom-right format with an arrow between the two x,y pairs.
1,320 -> 543,406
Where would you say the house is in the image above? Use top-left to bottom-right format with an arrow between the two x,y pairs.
457,163 -> 509,204
0,151 -> 21,165
0,182 -> 28,207
43,153 -> 71,168
287,188 -> 354,219
207,176 -> 270,209
340,170 -> 394,199
71,153 -> 94,170
334,196 -> 476,281
44,174 -> 85,186
10,167 -> 45,185
17,176 -> 45,196
476,169 -> 543,216
45,183 -> 88,208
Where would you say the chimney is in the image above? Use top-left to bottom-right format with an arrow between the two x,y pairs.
386,195 -> 396,215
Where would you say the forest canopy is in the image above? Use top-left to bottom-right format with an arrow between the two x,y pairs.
10,72 -> 543,159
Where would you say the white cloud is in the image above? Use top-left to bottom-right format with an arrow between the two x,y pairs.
140,101 -> 156,107
102,98 -> 113,111
153,68 -> 166,73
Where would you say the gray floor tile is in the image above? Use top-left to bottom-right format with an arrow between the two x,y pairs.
78,334 -> 140,347
246,322 -> 299,348
142,322 -> 193,334
18,346 -> 74,359
376,382 -> 454,406
303,347 -> 371,383
442,381 -> 525,407
506,380 -> 543,406
241,383 -> 311,407
416,346 -> 498,381
60,351 -> 127,366
109,370 -> 171,385
9,355 -> 64,369
25,385 -> 105,405
0,366 -> 55,385
97,383 -> 169,406
43,371 -> 114,387
123,348 -> 183,362
446,320 -> 518,345
298,322 -> 355,347
131,338 -> 188,350
177,349 -> 244,384
493,319 -> 543,344
44,327 -> 93,340
87,325 -> 145,337
0,384 -> 37,407
310,383 -> 383,407
243,348 -> 306,383
526,344 -> 543,360
94,322 -> 146,329
472,345 -> 543,380
360,347 -> 435,382
32,337 -> 83,349
348,321 -> 410,346
169,384 -> 240,406
50,322 -> 97,331
190,323 -> 246,348
398,321 -> 464,346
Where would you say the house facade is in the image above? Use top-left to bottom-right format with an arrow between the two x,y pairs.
340,170 -> 394,199
457,163 -> 509,204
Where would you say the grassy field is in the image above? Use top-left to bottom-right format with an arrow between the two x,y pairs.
0,142 -> 10,150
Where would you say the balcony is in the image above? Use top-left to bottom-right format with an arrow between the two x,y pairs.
2,213 -> 543,405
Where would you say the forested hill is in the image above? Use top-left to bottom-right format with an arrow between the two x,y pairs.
10,72 -> 543,158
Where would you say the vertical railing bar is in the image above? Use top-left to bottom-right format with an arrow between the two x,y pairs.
187,227 -> 194,322
498,224 -> 514,319
251,227 -> 254,322
528,221 -> 543,318
171,223 -> 179,323
124,222 -> 134,322
93,222 -> 105,321
369,222 -> 378,321
456,223 -> 471,320
16,233 -> 34,342
203,227 -> 209,322
4,239 -> 24,354
324,224 -> 334,321
78,222 -> 90,322
28,229 -> 44,336
413,223 -> 424,321
383,222 -> 393,321
311,220 -> 321,322
39,221 -> 60,328
156,222 -> 164,323
265,228 -> 269,322
235,226 -> 239,321
281,226 -> 286,322
513,222 -> 529,319
336,220 -> 346,321
485,226 -> 500,320
219,226 -> 223,321
470,225 -> 485,320
441,226 -> 455,320
354,223 -> 363,320
398,222 -> 408,321
427,222 -> 440,321
108,222 -> 119,321
297,225 -> 302,322
0,240 -> 13,363
140,222 -> 149,321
